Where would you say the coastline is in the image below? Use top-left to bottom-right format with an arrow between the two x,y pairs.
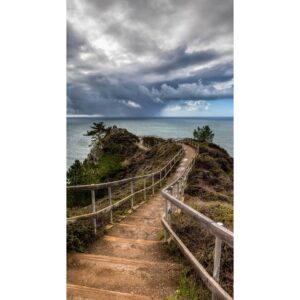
67,117 -> 233,169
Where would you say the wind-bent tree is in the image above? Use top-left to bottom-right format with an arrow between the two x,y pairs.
84,122 -> 111,146
193,125 -> 215,142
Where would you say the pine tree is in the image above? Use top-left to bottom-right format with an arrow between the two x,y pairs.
193,125 -> 214,142
84,122 -> 111,146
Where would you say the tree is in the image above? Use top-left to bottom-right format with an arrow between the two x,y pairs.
193,125 -> 214,142
67,159 -> 83,185
84,122 -> 111,146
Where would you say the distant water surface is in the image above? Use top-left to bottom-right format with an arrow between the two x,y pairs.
67,117 -> 233,169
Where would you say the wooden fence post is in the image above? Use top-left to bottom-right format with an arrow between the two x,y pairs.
152,174 -> 155,195
144,178 -> 147,200
212,222 -> 223,300
130,180 -> 134,209
91,190 -> 97,234
164,197 -> 169,242
180,179 -> 185,202
168,186 -> 173,224
108,186 -> 113,223
159,171 -> 162,187
176,182 -> 180,198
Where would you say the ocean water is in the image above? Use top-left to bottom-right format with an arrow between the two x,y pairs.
67,117 -> 233,169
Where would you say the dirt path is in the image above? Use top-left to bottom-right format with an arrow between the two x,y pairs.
67,144 -> 196,300
135,138 -> 149,151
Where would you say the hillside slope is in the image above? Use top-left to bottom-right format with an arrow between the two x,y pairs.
168,141 -> 234,299
67,127 -> 181,252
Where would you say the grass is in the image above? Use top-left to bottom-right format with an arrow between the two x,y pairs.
158,229 -> 165,240
165,276 -> 199,300
193,201 -> 233,230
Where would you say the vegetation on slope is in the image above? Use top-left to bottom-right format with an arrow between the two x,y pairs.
67,123 -> 181,252
142,136 -> 165,148
166,139 -> 234,299
185,142 -> 233,204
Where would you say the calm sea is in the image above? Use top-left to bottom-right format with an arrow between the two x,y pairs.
67,117 -> 233,169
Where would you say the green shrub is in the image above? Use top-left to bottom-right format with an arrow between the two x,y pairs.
142,136 -> 164,147
67,190 -> 92,208
193,201 -> 233,229
96,153 -> 123,177
67,221 -> 99,252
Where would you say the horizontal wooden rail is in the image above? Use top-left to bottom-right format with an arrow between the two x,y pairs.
161,141 -> 234,300
67,149 -> 184,192
161,192 -> 233,247
67,147 -> 184,225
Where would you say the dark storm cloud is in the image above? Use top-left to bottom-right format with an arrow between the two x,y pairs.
67,0 -> 233,116
142,47 -> 220,75
150,62 -> 233,89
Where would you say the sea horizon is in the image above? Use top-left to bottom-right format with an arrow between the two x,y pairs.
67,115 -> 233,119
67,117 -> 233,169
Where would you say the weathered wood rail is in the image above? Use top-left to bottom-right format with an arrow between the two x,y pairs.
161,141 -> 234,300
67,147 -> 184,230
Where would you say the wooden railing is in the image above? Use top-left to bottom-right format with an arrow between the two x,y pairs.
161,141 -> 234,300
67,147 -> 185,232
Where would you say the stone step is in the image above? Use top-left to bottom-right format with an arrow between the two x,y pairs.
67,284 -> 153,300
67,254 -> 180,299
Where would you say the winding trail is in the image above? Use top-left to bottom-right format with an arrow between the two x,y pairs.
135,138 -> 149,151
67,144 -> 196,300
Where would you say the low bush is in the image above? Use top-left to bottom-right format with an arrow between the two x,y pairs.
142,136 -> 164,147
67,221 -> 101,252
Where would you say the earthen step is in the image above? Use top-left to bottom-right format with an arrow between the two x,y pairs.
119,223 -> 161,230
67,253 -> 180,299
132,207 -> 164,219
87,238 -> 173,261
103,235 -> 163,245
67,284 -> 153,300
122,215 -> 161,227
107,223 -> 161,241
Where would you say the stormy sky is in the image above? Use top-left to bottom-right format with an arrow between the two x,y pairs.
67,0 -> 233,117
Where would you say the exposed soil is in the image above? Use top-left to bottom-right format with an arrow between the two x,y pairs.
67,144 -> 196,300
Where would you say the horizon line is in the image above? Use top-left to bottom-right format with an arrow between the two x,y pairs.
67,115 -> 233,119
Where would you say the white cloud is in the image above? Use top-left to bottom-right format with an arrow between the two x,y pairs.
165,100 -> 209,113
119,100 -> 142,108
185,100 -> 209,111
166,105 -> 182,112
67,114 -> 103,118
